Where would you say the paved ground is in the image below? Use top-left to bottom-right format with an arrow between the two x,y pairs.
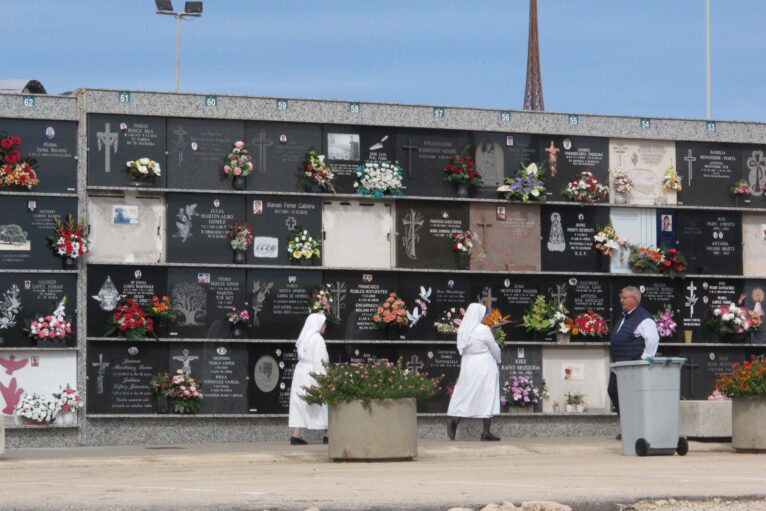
0,437 -> 764,511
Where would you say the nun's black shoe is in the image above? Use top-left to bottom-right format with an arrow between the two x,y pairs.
323,436 -> 329,444
290,436 -> 308,445
447,419 -> 458,441
480,432 -> 500,441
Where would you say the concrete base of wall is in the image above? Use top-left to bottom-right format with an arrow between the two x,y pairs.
732,397 -> 766,452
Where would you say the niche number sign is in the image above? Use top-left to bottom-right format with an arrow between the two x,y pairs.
500,111 -> 512,122
276,99 -> 289,111
433,107 -> 445,119
568,114 -> 579,126
22,96 -> 35,108
705,121 -> 717,133
640,118 -> 651,129
204,96 -> 218,107
348,103 -> 360,114
118,91 -> 132,103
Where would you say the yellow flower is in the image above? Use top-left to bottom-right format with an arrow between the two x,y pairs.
292,251 -> 302,259
302,249 -> 313,259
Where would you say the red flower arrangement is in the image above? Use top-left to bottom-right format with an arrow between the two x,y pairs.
0,133 -> 39,189
104,298 -> 154,339
628,245 -> 686,279
715,356 -> 766,398
570,310 -> 609,338
48,214 -> 90,259
443,150 -> 482,187
561,170 -> 609,203
372,292 -> 410,328
658,247 -> 687,278
227,221 -> 253,251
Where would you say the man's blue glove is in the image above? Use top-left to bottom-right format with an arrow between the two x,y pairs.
644,355 -> 655,363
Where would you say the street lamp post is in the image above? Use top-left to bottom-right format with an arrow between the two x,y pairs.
155,1 -> 203,92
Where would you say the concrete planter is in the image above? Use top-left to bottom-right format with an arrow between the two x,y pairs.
328,397 -> 417,461
732,396 -> 766,452
680,400 -> 731,438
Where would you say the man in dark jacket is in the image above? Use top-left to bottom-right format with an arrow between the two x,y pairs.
609,286 -> 659,418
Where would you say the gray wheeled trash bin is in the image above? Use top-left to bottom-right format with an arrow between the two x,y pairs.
610,357 -> 688,456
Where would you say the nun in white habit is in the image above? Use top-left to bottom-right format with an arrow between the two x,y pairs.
447,303 -> 502,441
288,312 -> 330,445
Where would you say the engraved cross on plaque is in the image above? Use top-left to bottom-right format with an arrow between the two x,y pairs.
401,138 -> 420,178
685,281 -> 699,317
252,129 -> 273,174
406,354 -> 425,374
682,359 -> 701,398
476,216 -> 493,255
285,216 -> 298,230
91,354 -> 110,395
684,150 -> 697,187
172,348 -> 199,377
614,146 -> 628,169
96,123 -> 119,174
173,126 -> 189,168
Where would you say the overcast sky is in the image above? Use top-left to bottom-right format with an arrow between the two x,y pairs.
6,0 -> 762,121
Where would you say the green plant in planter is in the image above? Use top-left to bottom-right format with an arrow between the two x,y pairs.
715,356 -> 766,397
302,358 -> 441,408
564,391 -> 585,406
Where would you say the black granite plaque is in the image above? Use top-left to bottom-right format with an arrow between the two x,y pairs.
87,114 -> 167,188
397,345 -> 461,412
395,129 -> 471,198
679,278 -> 744,343
540,205 -> 610,272
395,201 -> 469,269
0,118 -> 77,193
87,265 -> 167,338
323,125 -> 398,194
245,121 -> 323,192
470,132 -> 541,199
656,209 -> 677,249
0,273 -> 77,347
740,146 -> 766,208
539,136 -> 608,201
500,345 -> 543,412
398,273 -> 471,341
167,268 -> 247,339
166,193 -> 246,264
327,343 -> 398,365
249,343 -> 294,414
321,271 -> 398,341
676,142 -> 742,207
676,211 -> 742,275
246,269 -> 322,339
86,341 -> 168,414
168,343 -> 248,413
743,280 -> 766,345
0,196 -> 78,269
166,118 -> 245,191
246,195 -> 322,265
539,275 -> 612,333
611,277 -> 680,342
678,347 -> 746,399
472,275 -> 542,342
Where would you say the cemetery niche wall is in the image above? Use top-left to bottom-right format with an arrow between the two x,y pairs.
4,91 -> 766,444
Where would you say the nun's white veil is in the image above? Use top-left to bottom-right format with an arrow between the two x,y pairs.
296,312 -> 326,357
456,303 -> 486,355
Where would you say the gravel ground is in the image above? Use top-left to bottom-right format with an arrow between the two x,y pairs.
623,498 -> 766,511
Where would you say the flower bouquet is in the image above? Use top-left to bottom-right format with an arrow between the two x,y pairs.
730,179 -> 753,197
53,384 -> 83,423
706,303 -> 762,342
561,170 -> 609,203
14,393 -> 58,424
715,355 -> 766,398
226,305 -> 251,338
302,148 -> 336,193
354,161 -> 405,197
522,295 -> 555,334
104,298 -> 154,339
433,306 -> 465,334
24,296 -> 72,345
627,245 -> 663,273
372,293 -> 410,335
483,308 -> 511,348
48,214 -> 90,268
570,310 -> 609,338
223,140 -> 253,189
612,170 -> 633,203
663,162 -> 682,192
565,391 -> 586,412
654,304 -> 677,339
0,133 -> 39,189
657,247 -> 687,279
168,369 -> 204,414
707,387 -> 730,401
149,371 -> 173,412
497,162 -> 547,203
450,230 -> 473,269
309,288 -> 334,319
126,158 -> 161,179
501,376 -> 542,410
549,304 -> 573,342
593,224 -> 622,256
443,149 -> 482,196
147,295 -> 175,322
227,221 -> 253,263
287,227 -> 321,263
301,358 -> 441,407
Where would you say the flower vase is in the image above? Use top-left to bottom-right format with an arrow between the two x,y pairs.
231,324 -> 244,339
23,418 -> 50,426
614,192 -> 628,205
455,251 -> 470,270
62,256 -> 78,270
58,410 -> 76,425
232,176 -> 246,191
555,333 -> 571,343
153,320 -> 166,339
455,183 -> 469,198
301,257 -> 315,266
233,249 -> 246,264
156,395 -> 169,414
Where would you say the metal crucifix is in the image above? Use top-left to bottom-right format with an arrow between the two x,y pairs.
401,137 -> 420,178
476,216 -> 493,256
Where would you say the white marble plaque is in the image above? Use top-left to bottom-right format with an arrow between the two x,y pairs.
88,194 -> 165,263
0,351 -> 76,416
610,208 -> 657,273
322,201 -> 393,268
609,139 -> 676,206
743,213 -> 766,276
542,347 -> 610,412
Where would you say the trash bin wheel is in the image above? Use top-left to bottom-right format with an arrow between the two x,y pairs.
635,438 -> 649,456
677,437 -> 689,456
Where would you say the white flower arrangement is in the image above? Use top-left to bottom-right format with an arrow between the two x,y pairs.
53,384 -> 84,412
26,296 -> 72,342
354,161 -> 405,197
14,393 -> 58,423
126,157 -> 161,179
287,228 -> 321,260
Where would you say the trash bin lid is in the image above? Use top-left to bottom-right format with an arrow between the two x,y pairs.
610,357 -> 686,369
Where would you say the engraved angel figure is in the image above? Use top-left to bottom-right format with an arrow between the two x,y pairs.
173,204 -> 199,243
